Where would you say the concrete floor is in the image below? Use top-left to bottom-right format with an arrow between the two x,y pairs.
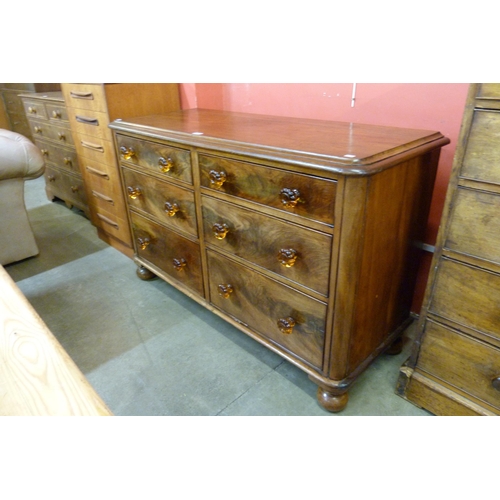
5,176 -> 430,416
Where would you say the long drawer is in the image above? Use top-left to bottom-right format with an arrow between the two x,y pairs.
207,249 -> 326,369
29,118 -> 74,146
33,138 -> 80,175
45,166 -> 87,208
202,195 -> 332,296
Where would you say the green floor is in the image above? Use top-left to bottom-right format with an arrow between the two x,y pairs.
5,176 -> 430,416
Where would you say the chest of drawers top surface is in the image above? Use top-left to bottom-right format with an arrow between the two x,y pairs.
110,109 -> 449,174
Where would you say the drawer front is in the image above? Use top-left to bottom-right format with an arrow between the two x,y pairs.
199,154 -> 337,226
46,102 -> 69,122
67,108 -> 112,142
429,258 -> 500,341
207,249 -> 326,369
23,99 -> 48,119
61,83 -> 107,113
115,134 -> 192,185
122,167 -> 197,237
461,109 -> 500,184
30,119 -> 74,146
45,166 -> 87,207
418,320 -> 500,410
33,138 -> 80,175
130,212 -> 203,297
477,83 -> 500,100
446,187 -> 500,264
202,196 -> 332,296
90,206 -> 132,246
74,132 -> 116,166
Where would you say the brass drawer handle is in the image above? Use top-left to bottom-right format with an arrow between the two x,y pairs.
218,284 -> 234,299
278,248 -> 298,267
492,377 -> 500,391
120,146 -> 135,160
209,169 -> 226,188
212,222 -> 229,240
70,91 -> 94,100
28,106 -> 37,114
47,174 -> 56,182
127,186 -> 142,199
76,115 -> 99,126
158,156 -> 173,173
164,201 -> 179,217
58,132 -> 66,141
92,190 -> 114,204
52,110 -> 61,119
137,236 -> 151,250
41,149 -> 49,157
34,126 -> 42,134
81,140 -> 105,153
278,316 -> 296,335
173,257 -> 187,271
71,186 -> 79,193
86,165 -> 109,179
64,157 -> 72,166
96,213 -> 119,229
280,187 -> 301,208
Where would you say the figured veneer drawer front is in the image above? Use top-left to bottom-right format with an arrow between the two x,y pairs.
67,109 -> 112,142
202,196 -> 332,296
429,258 -> 500,341
61,83 -> 107,113
45,166 -> 87,207
22,99 -> 48,119
417,320 -> 500,410
33,138 -> 80,175
91,206 -> 132,246
74,132 -> 116,166
461,110 -> 500,185
122,167 -> 197,238
130,212 -> 203,296
115,134 -> 192,185
29,118 -> 74,146
445,187 -> 500,264
199,154 -> 337,226
207,250 -> 326,369
46,102 -> 69,122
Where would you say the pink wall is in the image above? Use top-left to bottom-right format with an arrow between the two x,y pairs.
178,83 -> 470,312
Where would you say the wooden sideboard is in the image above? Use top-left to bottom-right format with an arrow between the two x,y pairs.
61,83 -> 181,257
110,109 -> 449,412
397,84 -> 500,415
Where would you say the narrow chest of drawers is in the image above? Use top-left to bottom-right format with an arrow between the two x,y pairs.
20,91 -> 88,215
110,109 -> 449,412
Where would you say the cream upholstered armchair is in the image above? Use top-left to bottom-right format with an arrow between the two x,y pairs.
0,129 -> 45,265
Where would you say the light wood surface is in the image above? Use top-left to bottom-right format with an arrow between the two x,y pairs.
0,266 -> 112,416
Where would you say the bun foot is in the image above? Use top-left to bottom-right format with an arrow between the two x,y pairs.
136,265 -> 156,281
316,386 -> 349,412
385,336 -> 403,355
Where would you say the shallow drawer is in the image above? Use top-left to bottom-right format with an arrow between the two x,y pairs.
461,109 -> 500,185
45,166 -> 87,207
130,212 -> 203,297
33,138 -> 80,175
90,206 -> 132,247
207,249 -> 326,369
23,99 -> 48,119
429,258 -> 500,341
46,102 -> 69,122
199,154 -> 337,226
115,134 -> 192,185
61,83 -> 107,113
417,320 -> 500,410
445,187 -> 500,265
202,196 -> 332,296
30,119 -> 74,147
74,131 -> 116,166
67,108 -> 112,142
122,167 -> 197,238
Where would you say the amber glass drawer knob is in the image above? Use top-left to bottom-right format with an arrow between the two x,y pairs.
212,222 -> 229,240
278,316 -> 296,335
278,248 -> 298,267
209,170 -> 226,189
137,236 -> 150,250
58,132 -> 66,141
280,187 -> 301,208
173,257 -> 187,271
120,146 -> 135,160
164,201 -> 179,217
158,156 -> 174,173
218,284 -> 234,299
492,377 -> 500,391
28,106 -> 36,114
127,186 -> 142,199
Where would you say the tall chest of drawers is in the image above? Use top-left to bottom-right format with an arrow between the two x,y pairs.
19,91 -> 88,215
397,84 -> 500,415
110,109 -> 449,412
61,83 -> 180,256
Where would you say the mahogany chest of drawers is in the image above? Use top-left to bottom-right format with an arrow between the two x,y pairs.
397,84 -> 500,415
20,91 -> 88,215
110,109 -> 449,412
